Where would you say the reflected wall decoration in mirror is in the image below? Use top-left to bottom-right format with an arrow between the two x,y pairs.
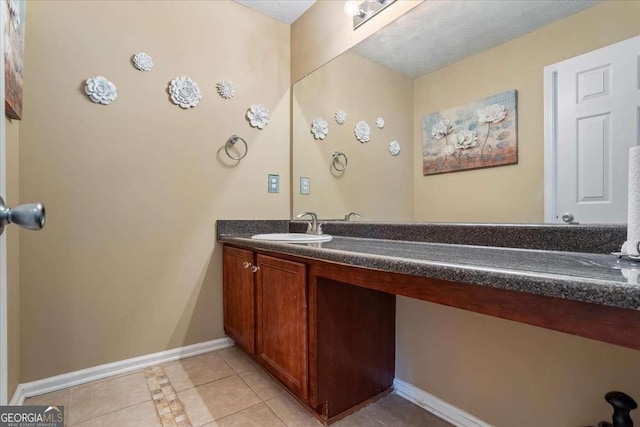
422,90 -> 517,175
354,120 -> 371,143
293,1 -> 638,223
311,118 -> 329,140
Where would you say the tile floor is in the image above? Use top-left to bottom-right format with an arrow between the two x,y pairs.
24,346 -> 453,427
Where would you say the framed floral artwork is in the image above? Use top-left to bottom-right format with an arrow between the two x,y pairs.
4,0 -> 26,120
422,90 -> 517,175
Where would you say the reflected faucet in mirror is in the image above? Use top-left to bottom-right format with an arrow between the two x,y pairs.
296,212 -> 325,235
345,212 -> 362,221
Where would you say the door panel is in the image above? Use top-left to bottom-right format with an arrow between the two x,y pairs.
255,255 -> 308,400
577,113 -> 610,203
223,246 -> 255,354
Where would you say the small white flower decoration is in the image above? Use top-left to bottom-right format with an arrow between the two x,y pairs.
168,76 -> 202,109
132,53 -> 153,71
431,119 -> 452,140
247,104 -> 270,129
452,130 -> 478,149
354,121 -> 371,143
216,80 -> 236,100
477,104 -> 507,124
376,117 -> 385,129
389,140 -> 400,156
311,118 -> 329,140
335,109 -> 347,125
85,76 -> 117,105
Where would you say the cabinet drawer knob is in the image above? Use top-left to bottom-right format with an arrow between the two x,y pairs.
251,265 -> 260,273
242,261 -> 252,269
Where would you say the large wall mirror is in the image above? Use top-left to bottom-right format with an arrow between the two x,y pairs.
292,0 -> 640,224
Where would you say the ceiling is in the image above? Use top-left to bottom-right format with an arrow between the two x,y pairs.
233,0 -> 316,24
353,0 -> 601,78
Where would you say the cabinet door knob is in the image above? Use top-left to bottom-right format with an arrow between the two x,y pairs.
251,265 -> 260,273
242,261 -> 251,269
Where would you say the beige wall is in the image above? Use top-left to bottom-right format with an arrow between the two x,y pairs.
291,0 -> 421,83
397,298 -> 640,427
19,1 -> 290,381
413,0 -> 640,223
292,51 -> 414,220
6,118 -> 20,398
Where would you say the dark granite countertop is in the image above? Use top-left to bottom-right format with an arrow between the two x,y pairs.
218,234 -> 640,311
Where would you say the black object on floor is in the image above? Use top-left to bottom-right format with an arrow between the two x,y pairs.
596,391 -> 637,427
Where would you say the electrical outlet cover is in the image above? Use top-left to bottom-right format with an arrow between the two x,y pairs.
300,177 -> 310,195
268,174 -> 279,193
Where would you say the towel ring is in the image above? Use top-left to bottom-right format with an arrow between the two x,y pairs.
332,151 -> 348,172
224,135 -> 248,160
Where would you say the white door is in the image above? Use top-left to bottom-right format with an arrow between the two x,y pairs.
544,35 -> 640,224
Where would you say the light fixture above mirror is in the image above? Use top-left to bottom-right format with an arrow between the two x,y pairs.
344,0 -> 397,30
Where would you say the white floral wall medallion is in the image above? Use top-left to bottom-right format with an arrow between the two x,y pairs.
216,80 -> 236,100
376,117 -> 385,129
132,53 -> 153,71
247,104 -> 270,129
335,109 -> 347,125
354,121 -> 371,143
85,76 -> 117,105
168,76 -> 202,109
389,140 -> 400,156
311,118 -> 329,140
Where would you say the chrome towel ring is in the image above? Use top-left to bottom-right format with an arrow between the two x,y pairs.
224,135 -> 248,160
332,151 -> 348,172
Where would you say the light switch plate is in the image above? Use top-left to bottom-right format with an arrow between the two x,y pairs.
300,177 -> 310,195
268,174 -> 279,193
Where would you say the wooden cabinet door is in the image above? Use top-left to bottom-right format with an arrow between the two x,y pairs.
223,246 -> 255,354
255,254 -> 308,400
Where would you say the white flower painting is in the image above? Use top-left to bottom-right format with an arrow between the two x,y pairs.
422,90 -> 517,175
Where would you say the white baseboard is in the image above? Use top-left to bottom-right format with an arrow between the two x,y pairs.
10,337 -> 234,406
393,378 -> 492,427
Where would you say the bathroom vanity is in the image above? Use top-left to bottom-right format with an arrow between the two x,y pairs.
218,220 -> 640,425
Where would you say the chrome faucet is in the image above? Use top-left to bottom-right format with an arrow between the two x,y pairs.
296,212 -> 324,235
344,212 -> 361,221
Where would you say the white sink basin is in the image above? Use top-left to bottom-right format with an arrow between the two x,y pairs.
251,233 -> 332,243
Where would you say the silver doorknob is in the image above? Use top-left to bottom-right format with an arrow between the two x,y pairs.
0,196 -> 45,235
250,265 -> 259,273
561,212 -> 575,223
